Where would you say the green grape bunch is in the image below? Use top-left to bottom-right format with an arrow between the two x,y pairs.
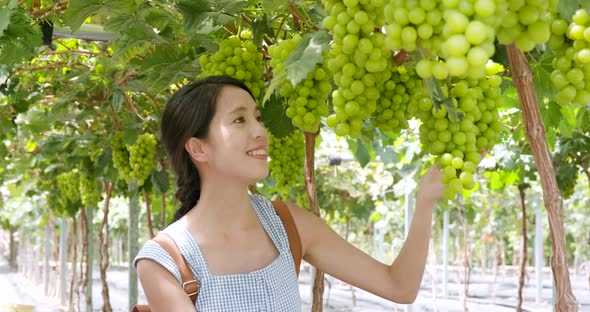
79,173 -> 101,207
199,36 -> 265,99
384,0 -> 502,80
57,170 -> 81,203
268,35 -> 332,133
322,0 -> 390,138
268,131 -> 305,188
128,133 -> 158,186
370,65 -> 421,133
417,68 -> 503,199
548,9 -> 590,106
111,131 -> 133,183
495,0 -> 554,51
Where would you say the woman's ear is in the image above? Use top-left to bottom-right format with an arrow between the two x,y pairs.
185,137 -> 208,163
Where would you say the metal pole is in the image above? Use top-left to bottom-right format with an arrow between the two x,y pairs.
60,217 -> 68,306
44,223 -> 51,295
535,200 -> 544,304
443,210 -> 449,298
128,181 -> 140,309
86,206 -> 94,312
404,191 -> 414,312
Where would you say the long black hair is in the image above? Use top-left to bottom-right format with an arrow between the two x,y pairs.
161,76 -> 255,222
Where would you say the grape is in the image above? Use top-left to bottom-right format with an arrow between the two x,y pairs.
128,133 -> 158,185
199,36 -> 265,99
418,72 -> 502,198
111,131 -> 133,183
548,11 -> 590,106
268,131 -> 305,187
323,0 -> 390,137
79,173 -> 101,207
57,170 -> 81,204
496,0 -> 553,51
268,35 -> 332,133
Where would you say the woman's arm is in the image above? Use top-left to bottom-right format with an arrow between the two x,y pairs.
136,259 -> 196,311
288,166 -> 444,304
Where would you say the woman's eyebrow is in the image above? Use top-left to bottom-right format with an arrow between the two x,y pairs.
229,106 -> 261,114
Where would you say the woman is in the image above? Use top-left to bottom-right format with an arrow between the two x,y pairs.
134,76 -> 445,311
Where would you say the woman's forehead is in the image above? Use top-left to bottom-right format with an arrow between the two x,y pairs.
216,86 -> 258,112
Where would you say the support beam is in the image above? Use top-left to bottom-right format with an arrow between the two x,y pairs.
44,224 -> 51,295
53,24 -> 118,41
443,210 -> 449,298
535,200 -> 544,304
86,206 -> 94,312
128,181 -> 140,309
60,217 -> 68,306
404,191 -> 415,312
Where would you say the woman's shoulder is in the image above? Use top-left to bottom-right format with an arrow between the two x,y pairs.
132,222 -> 188,283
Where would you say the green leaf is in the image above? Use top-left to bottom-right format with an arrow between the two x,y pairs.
561,106 -> 577,127
284,30 -> 330,86
260,0 -> 284,15
559,106 -> 576,138
112,89 -> 125,112
177,0 -> 210,35
190,34 -> 218,52
540,100 -> 563,130
531,52 -> 556,102
105,14 -> 155,39
151,171 -> 169,194
215,0 -> 248,14
7,0 -> 18,9
63,0 -> 102,32
378,146 -> 397,164
0,7 -> 11,36
348,138 -> 370,168
500,86 -> 520,109
424,76 -> 463,123
262,70 -> 285,105
261,92 -> 295,139
252,14 -> 272,50
558,0 -> 578,21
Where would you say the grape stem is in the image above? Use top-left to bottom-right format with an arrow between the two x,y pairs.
122,91 -> 146,122
502,121 -> 522,132
273,18 -> 286,43
393,50 -> 412,65
288,1 -> 319,31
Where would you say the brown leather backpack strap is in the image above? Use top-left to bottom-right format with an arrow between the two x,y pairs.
153,233 -> 199,305
272,201 -> 302,277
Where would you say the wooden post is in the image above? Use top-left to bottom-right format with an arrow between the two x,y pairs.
506,44 -> 578,311
304,131 -> 324,312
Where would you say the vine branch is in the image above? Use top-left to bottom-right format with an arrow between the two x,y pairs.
288,1 -> 319,31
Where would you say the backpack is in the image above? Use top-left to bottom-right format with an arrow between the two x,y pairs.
132,201 -> 302,312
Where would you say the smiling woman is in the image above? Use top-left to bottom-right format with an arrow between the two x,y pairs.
133,75 -> 445,311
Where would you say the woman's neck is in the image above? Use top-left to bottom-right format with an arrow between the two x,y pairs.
184,175 -> 258,234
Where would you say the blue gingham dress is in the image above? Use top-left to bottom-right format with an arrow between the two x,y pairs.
133,194 -> 302,311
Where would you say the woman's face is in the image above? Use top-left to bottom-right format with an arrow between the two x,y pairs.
200,85 -> 269,184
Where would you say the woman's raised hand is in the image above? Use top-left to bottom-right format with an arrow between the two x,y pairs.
416,165 -> 445,205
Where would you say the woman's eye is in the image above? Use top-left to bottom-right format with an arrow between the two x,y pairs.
233,117 -> 245,123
